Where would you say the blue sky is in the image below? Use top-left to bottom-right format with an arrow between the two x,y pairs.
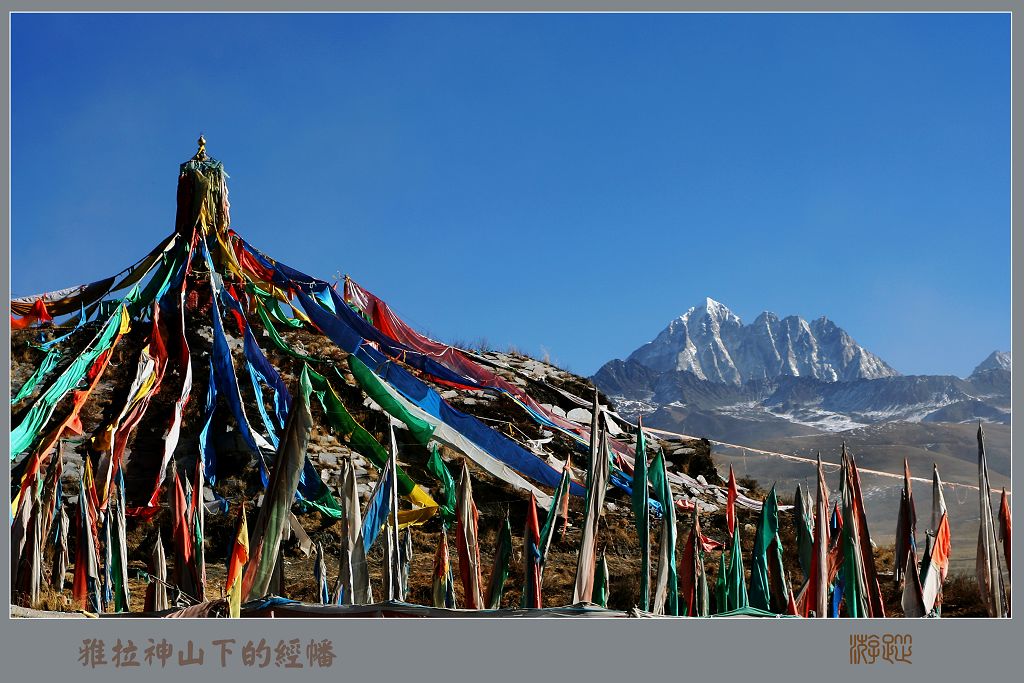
11,13 -> 1009,378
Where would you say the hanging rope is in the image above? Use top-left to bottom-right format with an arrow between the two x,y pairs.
646,425 -> 1003,494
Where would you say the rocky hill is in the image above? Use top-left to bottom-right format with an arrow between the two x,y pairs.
12,309 -> 740,612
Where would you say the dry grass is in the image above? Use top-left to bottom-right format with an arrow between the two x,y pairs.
31,584 -> 73,612
938,572 -> 992,618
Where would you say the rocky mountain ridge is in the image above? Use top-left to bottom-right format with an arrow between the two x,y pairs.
625,297 -> 898,385
596,297 -> 1009,434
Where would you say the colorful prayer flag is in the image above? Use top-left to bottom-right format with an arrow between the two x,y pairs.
456,460 -> 483,609
522,493 -> 543,609
630,416 -> 650,612
650,449 -> 678,615
485,515 -> 513,609
226,506 -> 249,618
573,406 -> 610,605
976,424 -> 1008,617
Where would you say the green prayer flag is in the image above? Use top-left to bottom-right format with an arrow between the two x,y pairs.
484,516 -> 513,609
11,304 -> 127,459
305,364 -> 418,497
246,284 -> 305,329
539,466 -> 570,567
749,485 -> 783,612
253,297 -> 320,360
714,550 -> 729,614
630,419 -> 650,612
595,550 -> 610,608
649,449 -> 678,615
427,445 -> 456,528
726,519 -> 749,611
346,356 -> 436,446
11,347 -> 62,405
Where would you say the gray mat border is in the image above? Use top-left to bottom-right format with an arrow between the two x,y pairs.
1,4 -> 1017,682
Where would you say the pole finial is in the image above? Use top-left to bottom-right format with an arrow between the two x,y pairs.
194,134 -> 208,161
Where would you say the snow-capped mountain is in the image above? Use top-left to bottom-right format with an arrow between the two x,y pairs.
594,309 -> 1009,535
972,350 -> 1011,375
625,297 -> 898,385
594,301 -> 1009,438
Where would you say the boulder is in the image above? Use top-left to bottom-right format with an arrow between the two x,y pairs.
566,408 -> 592,424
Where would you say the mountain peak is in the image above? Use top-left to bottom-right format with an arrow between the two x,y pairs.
683,296 -> 741,324
971,351 -> 1010,376
626,299 -> 898,384
704,296 -> 724,310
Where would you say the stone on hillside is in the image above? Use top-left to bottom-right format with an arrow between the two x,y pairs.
59,447 -> 84,487
566,408 -> 592,424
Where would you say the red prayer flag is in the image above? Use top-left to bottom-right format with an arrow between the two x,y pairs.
523,492 -> 542,609
10,299 -> 53,330
726,465 -> 737,538
998,488 -> 1011,575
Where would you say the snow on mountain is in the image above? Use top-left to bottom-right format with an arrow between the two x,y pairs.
594,345 -> 1011,437
596,306 -> 1010,438
971,350 -> 1010,376
625,298 -> 898,385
